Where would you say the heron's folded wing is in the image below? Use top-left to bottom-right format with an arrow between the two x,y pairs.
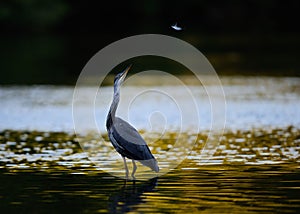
111,117 -> 154,160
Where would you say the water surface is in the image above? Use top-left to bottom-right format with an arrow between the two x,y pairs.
1,77 -> 300,213
0,129 -> 299,213
1,76 -> 300,133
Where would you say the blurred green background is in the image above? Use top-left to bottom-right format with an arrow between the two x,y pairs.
0,0 -> 300,84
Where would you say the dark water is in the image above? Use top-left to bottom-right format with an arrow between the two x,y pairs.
0,164 -> 300,213
0,129 -> 300,213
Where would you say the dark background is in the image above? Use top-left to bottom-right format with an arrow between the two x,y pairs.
1,0 -> 300,84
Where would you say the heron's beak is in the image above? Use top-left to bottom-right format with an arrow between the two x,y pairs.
120,64 -> 132,82
122,64 -> 131,77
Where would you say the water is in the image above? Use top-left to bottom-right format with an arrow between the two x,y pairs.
1,164 -> 299,213
1,76 -> 300,132
1,76 -> 300,213
0,129 -> 300,213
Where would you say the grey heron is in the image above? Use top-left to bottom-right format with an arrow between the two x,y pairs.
106,65 -> 159,179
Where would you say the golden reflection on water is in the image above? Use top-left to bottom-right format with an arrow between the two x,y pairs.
0,127 -> 300,213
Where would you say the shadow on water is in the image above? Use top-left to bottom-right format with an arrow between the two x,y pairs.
0,164 -> 300,213
0,169 -> 158,213
108,177 -> 158,213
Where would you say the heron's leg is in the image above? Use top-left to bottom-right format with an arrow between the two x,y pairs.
122,156 -> 129,179
131,160 -> 137,179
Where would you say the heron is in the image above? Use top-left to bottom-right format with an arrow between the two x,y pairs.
106,65 -> 159,179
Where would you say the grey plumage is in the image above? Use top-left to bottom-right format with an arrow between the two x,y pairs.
106,65 -> 159,178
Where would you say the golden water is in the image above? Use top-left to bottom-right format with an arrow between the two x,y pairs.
0,128 -> 300,213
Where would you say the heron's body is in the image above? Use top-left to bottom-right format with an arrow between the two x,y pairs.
106,65 -> 159,178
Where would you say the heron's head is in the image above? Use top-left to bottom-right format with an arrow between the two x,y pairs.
114,64 -> 132,87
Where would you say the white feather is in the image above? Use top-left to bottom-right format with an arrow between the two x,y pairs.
171,23 -> 183,31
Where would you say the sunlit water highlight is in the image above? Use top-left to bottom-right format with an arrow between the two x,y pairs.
0,128 -> 300,213
1,76 -> 299,133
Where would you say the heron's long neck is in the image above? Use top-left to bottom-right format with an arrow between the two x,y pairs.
109,91 -> 119,119
107,86 -> 120,129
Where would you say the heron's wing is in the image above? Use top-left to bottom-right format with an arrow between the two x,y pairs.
113,117 -> 146,145
111,117 -> 154,160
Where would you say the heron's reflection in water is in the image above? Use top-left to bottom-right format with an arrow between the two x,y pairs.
108,177 -> 158,213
